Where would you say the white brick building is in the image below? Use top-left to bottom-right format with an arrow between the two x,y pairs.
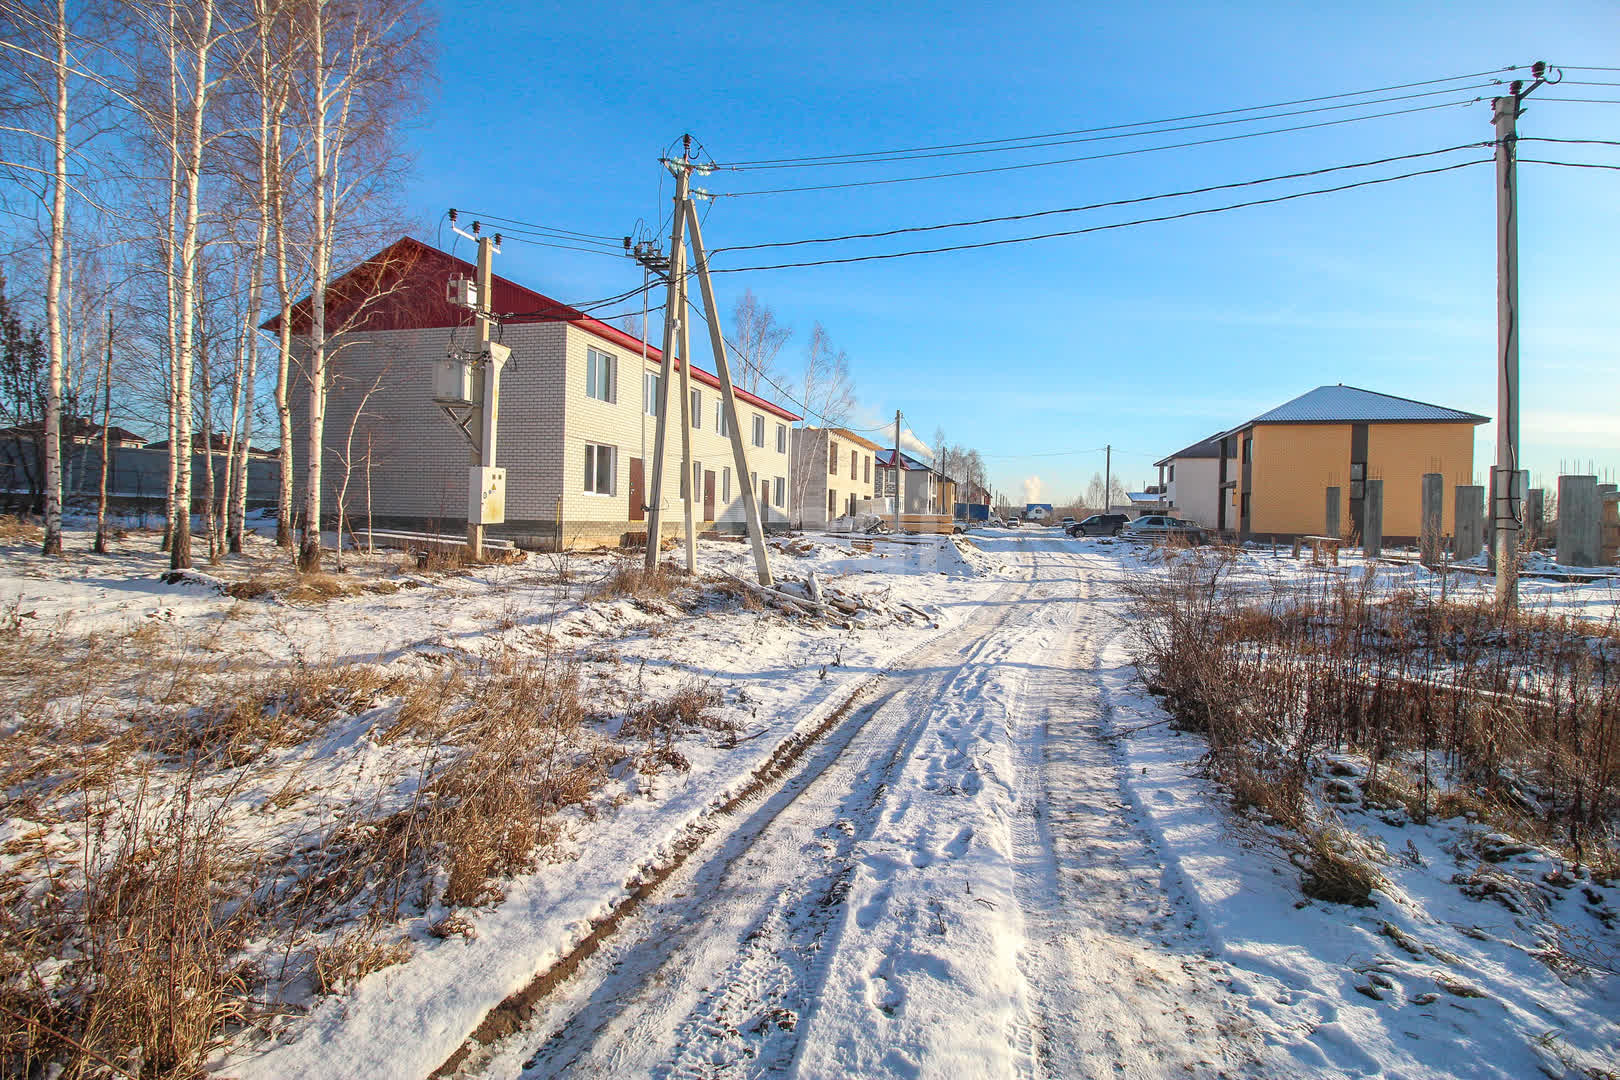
790,427 -> 881,529
280,237 -> 799,550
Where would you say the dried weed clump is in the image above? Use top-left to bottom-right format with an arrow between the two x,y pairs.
1,776 -> 261,1079
1128,549 -> 1620,897
593,561 -> 685,602
623,681 -> 733,742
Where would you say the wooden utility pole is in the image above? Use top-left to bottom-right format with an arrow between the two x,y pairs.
892,410 -> 902,532
1492,62 -> 1547,611
644,160 -> 689,573
687,196 -> 774,586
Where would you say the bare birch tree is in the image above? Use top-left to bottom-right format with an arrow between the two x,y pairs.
731,288 -> 790,397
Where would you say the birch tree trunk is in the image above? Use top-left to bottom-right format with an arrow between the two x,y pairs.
41,0 -> 67,556
168,0 -> 216,572
93,310 -> 110,554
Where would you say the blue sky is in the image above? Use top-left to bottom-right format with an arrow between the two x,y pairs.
402,1 -> 1617,505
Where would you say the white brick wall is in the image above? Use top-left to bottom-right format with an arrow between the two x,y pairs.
289,319 -> 794,548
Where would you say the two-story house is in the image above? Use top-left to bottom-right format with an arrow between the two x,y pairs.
279,237 -> 799,550
790,426 -> 881,528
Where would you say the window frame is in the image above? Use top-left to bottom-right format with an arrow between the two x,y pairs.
776,423 -> 786,453
586,348 -> 617,404
828,440 -> 839,475
583,442 -> 616,495
643,371 -> 660,416
751,414 -> 765,448
690,388 -> 702,429
773,476 -> 785,507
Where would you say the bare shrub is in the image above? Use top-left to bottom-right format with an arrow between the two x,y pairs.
1129,548 -> 1620,886
623,681 -> 733,741
0,515 -> 42,542
0,775 -> 261,1079
593,561 -> 684,601
311,923 -> 412,995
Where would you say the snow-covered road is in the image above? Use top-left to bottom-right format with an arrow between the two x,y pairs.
471,535 -> 1272,1080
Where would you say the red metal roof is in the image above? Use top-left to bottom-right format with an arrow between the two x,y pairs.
263,236 -> 801,421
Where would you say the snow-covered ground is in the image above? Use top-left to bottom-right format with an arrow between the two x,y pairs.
3,523 -> 1616,1078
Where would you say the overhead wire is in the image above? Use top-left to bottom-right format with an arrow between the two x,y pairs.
1520,159 -> 1620,170
719,66 -> 1527,166
708,158 -> 1491,273
719,97 -> 1495,197
720,81 -> 1509,172
712,144 -> 1485,254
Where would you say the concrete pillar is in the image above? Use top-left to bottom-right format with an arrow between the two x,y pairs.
1363,478 -> 1383,558
1325,486 -> 1341,539
1420,473 -> 1443,566
1525,487 -> 1545,546
1454,485 -> 1485,561
1556,475 -> 1600,567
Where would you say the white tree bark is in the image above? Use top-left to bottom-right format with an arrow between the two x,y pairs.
41,0 -> 67,555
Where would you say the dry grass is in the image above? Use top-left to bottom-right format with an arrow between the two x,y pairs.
622,681 -> 733,741
0,515 -> 42,542
593,561 -> 685,601
1129,548 -> 1620,894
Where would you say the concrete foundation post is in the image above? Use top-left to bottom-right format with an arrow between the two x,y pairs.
1454,485 -> 1485,562
1325,486 -> 1341,539
1420,473 -> 1443,566
1556,475 -> 1600,567
1363,478 -> 1383,558
1525,487 -> 1545,546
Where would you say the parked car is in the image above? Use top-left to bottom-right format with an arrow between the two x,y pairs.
1060,516 -> 1076,529
1003,516 -> 1020,528
1124,514 -> 1209,545
1066,513 -> 1129,537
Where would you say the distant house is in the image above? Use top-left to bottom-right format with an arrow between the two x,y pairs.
1024,502 -> 1053,521
877,449 -> 957,519
1,417 -> 146,449
1125,490 -> 1170,516
1153,434 -> 1227,527
1217,384 -> 1487,542
146,432 -> 279,459
791,426 -> 881,528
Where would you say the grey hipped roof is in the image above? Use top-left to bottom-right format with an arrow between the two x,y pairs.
1228,385 -> 1488,434
1153,433 -> 1224,468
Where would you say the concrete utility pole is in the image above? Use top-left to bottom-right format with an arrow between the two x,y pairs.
686,193 -> 774,585
1104,444 -> 1111,513
436,215 -> 508,561
892,410 -> 903,532
1491,61 -> 1547,611
644,162 -> 689,573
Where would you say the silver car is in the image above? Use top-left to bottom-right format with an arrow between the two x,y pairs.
1125,515 -> 1209,545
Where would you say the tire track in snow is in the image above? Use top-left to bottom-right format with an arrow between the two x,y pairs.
1004,545 -> 1276,1079
472,559 -> 1045,1079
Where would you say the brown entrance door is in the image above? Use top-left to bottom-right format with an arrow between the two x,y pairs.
703,470 -> 715,521
628,457 -> 645,521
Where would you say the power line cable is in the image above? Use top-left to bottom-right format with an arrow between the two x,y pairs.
1535,97 -> 1620,104
721,82 -> 1507,172
720,66 -> 1526,166
449,211 -> 621,241
1519,136 -> 1620,147
721,98 -> 1492,197
713,144 -> 1483,254
709,158 -> 1490,273
1520,159 -> 1620,170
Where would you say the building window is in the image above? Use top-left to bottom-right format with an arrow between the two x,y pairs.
752,415 -> 765,448
714,401 -> 730,437
1241,491 -> 1251,518
690,388 -> 702,428
773,476 -> 785,506
584,443 -> 615,494
776,423 -> 787,453
685,459 -> 701,501
1241,436 -> 1252,464
850,453 -> 857,481
643,371 -> 659,416
864,456 -> 870,484
828,489 -> 836,517
1167,464 -> 1175,482
586,348 -> 616,403
829,441 -> 839,475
